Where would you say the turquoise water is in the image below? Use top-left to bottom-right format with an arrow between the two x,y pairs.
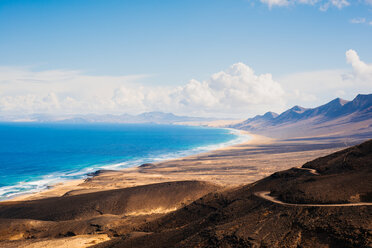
0,123 -> 245,200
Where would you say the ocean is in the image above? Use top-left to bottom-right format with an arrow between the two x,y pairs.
0,123 -> 247,200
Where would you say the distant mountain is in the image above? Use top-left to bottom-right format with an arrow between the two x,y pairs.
231,93 -> 372,139
0,112 -> 218,124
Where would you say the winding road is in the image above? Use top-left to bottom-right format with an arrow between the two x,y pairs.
254,166 -> 372,206
294,167 -> 319,175
254,191 -> 372,207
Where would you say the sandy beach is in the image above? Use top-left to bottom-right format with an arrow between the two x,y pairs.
8,131 -> 347,202
0,128 -> 370,248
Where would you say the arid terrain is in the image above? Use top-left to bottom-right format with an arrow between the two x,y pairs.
1,94 -> 371,248
0,133 -> 371,247
8,133 -> 349,201
2,0 -> 372,246
231,94 -> 372,140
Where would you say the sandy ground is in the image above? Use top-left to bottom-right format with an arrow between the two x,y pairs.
1,234 -> 110,248
10,132 -> 346,201
1,131 -> 369,248
175,119 -> 245,127
254,191 -> 372,207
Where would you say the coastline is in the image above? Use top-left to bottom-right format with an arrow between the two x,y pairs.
5,129 -> 345,202
1,130 -> 366,248
3,126 -> 253,202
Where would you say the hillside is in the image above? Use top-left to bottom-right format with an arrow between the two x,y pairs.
231,94 -> 372,139
93,140 -> 372,247
1,140 -> 371,247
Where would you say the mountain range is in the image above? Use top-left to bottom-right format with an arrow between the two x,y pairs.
231,93 -> 372,139
0,112 -> 218,125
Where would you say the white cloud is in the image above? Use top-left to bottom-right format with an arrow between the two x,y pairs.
346,49 -> 372,80
278,50 -> 372,108
365,0 -> 372,5
259,0 -> 350,10
0,68 -> 150,115
349,17 -> 372,27
279,69 -> 347,106
292,89 -> 318,102
260,0 -> 321,8
160,63 -> 287,116
330,0 -> 349,8
0,63 -> 286,118
350,17 -> 366,24
297,0 -> 320,3
176,63 -> 286,114
319,0 -> 349,11
1,50 -> 370,118
260,0 -> 290,8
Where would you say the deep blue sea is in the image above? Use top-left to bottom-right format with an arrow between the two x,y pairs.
0,123 -> 247,200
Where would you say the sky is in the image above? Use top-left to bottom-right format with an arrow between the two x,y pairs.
0,0 -> 372,118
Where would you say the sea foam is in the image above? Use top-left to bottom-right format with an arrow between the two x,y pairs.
0,124 -> 249,200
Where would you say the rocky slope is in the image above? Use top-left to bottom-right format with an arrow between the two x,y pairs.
91,139 -> 372,248
231,94 -> 372,139
1,141 -> 371,247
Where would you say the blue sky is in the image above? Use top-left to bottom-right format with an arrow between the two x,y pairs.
0,0 -> 372,118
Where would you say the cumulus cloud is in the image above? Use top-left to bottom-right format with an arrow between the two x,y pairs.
278,49 -> 372,108
330,0 -> 349,8
259,0 -> 351,10
346,49 -> 372,80
260,0 -> 320,8
319,0 -> 349,10
350,17 -> 366,24
0,63 -> 286,118
1,50 -> 370,119
0,67 -> 150,115
349,17 -> 372,27
279,69 -> 347,105
173,63 -> 286,115
260,0 -> 290,8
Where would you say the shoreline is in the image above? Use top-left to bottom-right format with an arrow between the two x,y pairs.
3,127 -> 255,202
3,128 -> 351,202
1,136 -> 369,247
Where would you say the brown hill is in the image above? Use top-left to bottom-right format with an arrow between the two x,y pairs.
0,141 -> 371,247
0,181 -> 221,244
93,140 -> 372,248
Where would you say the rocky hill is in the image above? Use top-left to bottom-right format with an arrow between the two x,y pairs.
231,94 -> 372,139
1,140 -> 371,247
